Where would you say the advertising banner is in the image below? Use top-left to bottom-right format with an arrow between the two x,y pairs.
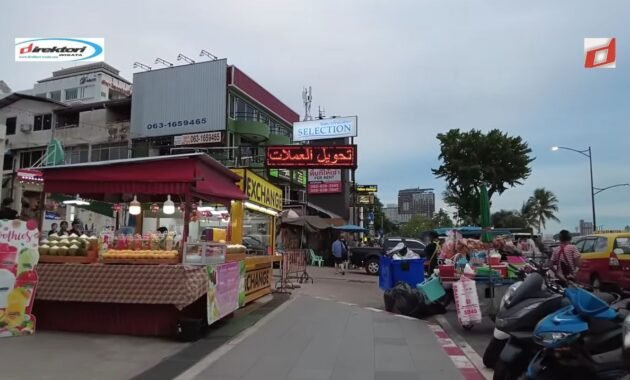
207,261 -> 246,325
266,145 -> 357,169
173,131 -> 222,146
15,38 -> 105,62
356,185 -> 378,193
232,169 -> 283,211
292,116 -> 357,142
307,169 -> 342,194
0,220 -> 40,338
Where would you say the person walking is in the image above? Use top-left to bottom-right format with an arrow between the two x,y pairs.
332,234 -> 348,275
424,231 -> 441,274
550,230 -> 581,285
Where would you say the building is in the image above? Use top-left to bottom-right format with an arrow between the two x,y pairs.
579,219 -> 594,235
398,187 -> 435,218
24,62 -> 132,104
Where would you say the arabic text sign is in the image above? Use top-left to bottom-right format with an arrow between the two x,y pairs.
293,116 -> 357,142
266,145 -> 357,169
174,131 -> 222,146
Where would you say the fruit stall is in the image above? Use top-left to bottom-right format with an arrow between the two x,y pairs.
31,153 -> 264,337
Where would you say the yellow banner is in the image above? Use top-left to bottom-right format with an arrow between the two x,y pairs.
231,169 -> 283,211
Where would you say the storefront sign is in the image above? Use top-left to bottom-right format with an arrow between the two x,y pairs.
266,145 -> 357,169
292,116 -> 357,142
245,266 -> 272,296
356,184 -> 378,193
269,169 -> 291,181
232,169 -> 283,212
357,194 -> 375,205
16,169 -> 43,184
308,169 -> 342,194
207,261 -> 246,325
294,170 -> 307,187
0,219 -> 40,338
269,169 -> 307,187
173,131 -> 222,146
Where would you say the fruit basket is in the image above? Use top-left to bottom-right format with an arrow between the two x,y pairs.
39,234 -> 99,264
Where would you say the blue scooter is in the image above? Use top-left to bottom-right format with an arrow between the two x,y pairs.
526,286 -> 630,380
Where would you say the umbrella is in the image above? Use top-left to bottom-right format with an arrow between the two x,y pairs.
333,224 -> 368,233
479,185 -> 492,243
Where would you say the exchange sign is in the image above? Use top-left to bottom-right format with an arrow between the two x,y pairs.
266,145 -> 357,169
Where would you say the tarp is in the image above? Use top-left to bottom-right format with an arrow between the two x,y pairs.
333,224 -> 368,232
40,153 -> 247,204
281,216 -> 343,232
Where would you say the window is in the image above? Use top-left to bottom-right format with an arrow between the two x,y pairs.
581,238 -> 596,253
65,145 -> 89,164
49,91 -> 61,101
228,94 -> 235,119
3,154 -> 13,171
19,149 -> 45,169
65,88 -> 78,100
78,86 -> 94,99
574,239 -> 585,252
614,237 -> 630,254
594,237 -> 609,252
91,144 -> 129,162
33,114 -> 52,131
5,117 -> 16,135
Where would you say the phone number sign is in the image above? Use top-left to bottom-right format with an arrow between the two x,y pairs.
173,132 -> 223,146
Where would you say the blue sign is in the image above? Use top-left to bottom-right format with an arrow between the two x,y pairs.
368,212 -> 374,222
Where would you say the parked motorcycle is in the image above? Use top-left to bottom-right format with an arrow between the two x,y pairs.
525,287 -> 630,380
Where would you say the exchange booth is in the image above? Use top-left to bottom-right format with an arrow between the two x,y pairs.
230,169 -> 282,303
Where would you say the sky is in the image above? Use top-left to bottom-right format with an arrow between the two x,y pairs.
2,0 -> 630,233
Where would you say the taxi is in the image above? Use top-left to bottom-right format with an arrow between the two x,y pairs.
574,231 -> 630,294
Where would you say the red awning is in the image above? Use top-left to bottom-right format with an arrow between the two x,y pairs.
41,154 -> 247,203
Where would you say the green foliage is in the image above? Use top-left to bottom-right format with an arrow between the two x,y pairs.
491,209 -> 528,229
526,188 -> 560,233
433,129 -> 534,223
400,215 -> 434,238
432,208 -> 454,228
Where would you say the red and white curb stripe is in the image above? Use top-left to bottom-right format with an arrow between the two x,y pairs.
428,323 -> 486,380
312,296 -> 489,380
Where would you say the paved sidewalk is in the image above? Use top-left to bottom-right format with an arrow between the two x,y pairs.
186,296 -> 464,380
305,266 -> 378,284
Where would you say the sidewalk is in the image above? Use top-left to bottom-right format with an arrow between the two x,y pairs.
181,296 -> 465,380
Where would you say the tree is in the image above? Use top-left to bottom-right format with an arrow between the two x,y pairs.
491,209 -> 528,228
433,129 -> 534,223
520,201 -> 537,229
400,215 -> 434,238
365,195 -> 396,235
527,188 -> 560,233
432,208 -> 454,228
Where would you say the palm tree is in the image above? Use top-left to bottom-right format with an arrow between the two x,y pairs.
520,201 -> 537,229
527,188 -> 560,234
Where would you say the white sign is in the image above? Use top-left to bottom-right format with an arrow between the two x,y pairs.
174,132 -> 222,146
308,169 -> 341,183
15,38 -> 104,62
292,116 -> 357,142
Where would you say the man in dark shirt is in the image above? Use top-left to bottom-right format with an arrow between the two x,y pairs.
424,231 -> 441,274
0,198 -> 18,220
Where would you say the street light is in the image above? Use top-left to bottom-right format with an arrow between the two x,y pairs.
551,146 -> 629,231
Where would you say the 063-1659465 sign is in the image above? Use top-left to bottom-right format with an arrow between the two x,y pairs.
146,118 -> 207,130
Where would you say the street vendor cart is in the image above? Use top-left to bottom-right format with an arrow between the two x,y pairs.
33,153 -> 254,338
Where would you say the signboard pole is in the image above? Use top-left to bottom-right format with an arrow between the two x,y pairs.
350,136 -> 356,225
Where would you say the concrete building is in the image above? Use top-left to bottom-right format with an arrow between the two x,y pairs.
579,219 -> 594,235
398,187 -> 435,218
24,62 -> 131,104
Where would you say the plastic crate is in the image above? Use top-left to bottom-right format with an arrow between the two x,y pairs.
379,256 -> 425,290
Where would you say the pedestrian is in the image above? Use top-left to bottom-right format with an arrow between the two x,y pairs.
0,198 -> 18,220
49,223 -> 59,236
424,231 -> 441,274
59,221 -> 70,236
550,230 -> 581,285
332,234 -> 348,275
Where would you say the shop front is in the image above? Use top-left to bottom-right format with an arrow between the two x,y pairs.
231,169 -> 282,303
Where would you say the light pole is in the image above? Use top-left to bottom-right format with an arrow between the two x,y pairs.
552,146 -> 629,231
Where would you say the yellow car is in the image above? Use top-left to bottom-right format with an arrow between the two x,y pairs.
574,232 -> 630,294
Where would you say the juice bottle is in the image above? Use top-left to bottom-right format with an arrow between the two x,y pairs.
5,287 -> 28,328
165,233 -> 174,251
15,270 -> 38,314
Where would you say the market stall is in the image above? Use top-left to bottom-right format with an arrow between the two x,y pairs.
33,153 -> 249,337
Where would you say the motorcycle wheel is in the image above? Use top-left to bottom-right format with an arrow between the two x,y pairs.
483,337 -> 507,369
493,359 -> 527,380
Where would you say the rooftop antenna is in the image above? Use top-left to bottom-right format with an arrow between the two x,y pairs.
318,106 -> 326,119
302,86 -> 312,121
154,58 -> 173,67
132,62 -> 152,71
177,53 -> 195,64
200,50 -> 218,60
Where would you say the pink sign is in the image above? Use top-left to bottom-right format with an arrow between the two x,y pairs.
308,182 -> 342,194
207,261 -> 245,325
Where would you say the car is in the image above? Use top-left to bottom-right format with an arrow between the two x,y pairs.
243,235 -> 266,255
574,232 -> 630,294
349,237 -> 426,275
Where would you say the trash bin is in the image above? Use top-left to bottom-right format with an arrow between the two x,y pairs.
379,256 -> 425,290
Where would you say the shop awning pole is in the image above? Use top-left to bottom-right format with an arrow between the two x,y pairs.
182,191 -> 192,245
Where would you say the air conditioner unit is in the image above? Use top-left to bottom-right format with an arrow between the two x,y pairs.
20,124 -> 33,133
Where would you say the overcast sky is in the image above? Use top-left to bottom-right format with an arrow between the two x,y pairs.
3,1 -> 629,233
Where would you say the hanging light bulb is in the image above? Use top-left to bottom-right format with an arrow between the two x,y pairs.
129,195 -> 141,216
163,194 -> 175,215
